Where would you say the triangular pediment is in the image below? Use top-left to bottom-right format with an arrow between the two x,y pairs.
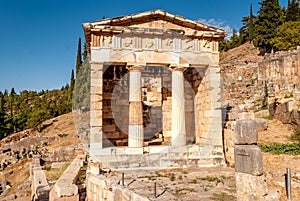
83,9 -> 226,38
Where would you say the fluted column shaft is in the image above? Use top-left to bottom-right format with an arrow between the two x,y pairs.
172,67 -> 186,146
128,66 -> 144,147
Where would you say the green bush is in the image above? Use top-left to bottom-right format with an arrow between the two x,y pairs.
259,143 -> 300,155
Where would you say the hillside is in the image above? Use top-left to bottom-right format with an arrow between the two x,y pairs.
0,87 -> 72,140
0,112 -> 80,200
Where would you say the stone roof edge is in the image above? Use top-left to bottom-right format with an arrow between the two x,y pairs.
83,9 -> 227,36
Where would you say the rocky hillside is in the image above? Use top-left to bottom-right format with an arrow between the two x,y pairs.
0,112 -> 81,200
220,42 -> 300,128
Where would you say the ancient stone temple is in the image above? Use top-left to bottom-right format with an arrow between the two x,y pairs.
83,10 -> 226,169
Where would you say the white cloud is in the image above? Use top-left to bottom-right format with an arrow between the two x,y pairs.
198,18 -> 233,39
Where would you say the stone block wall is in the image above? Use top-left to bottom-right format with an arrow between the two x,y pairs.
49,154 -> 85,201
221,47 -> 300,116
31,155 -> 50,201
86,174 -> 149,201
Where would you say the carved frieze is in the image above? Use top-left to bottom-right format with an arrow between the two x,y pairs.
182,38 -> 194,51
142,37 -> 155,49
122,37 -> 134,48
102,36 -> 112,47
97,33 -> 207,53
162,37 -> 174,50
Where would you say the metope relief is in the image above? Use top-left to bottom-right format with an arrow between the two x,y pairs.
162,37 -> 174,50
142,37 -> 155,50
182,38 -> 195,51
102,36 -> 112,48
122,37 -> 134,49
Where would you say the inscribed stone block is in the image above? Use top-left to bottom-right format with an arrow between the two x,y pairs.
234,120 -> 257,145
234,145 -> 263,176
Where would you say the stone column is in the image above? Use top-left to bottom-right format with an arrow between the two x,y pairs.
90,62 -> 103,154
171,66 -> 186,146
128,65 -> 144,147
234,120 -> 271,200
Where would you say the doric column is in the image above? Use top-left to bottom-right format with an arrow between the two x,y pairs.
128,65 -> 144,147
171,66 -> 186,146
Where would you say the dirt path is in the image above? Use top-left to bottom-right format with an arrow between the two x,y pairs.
258,119 -> 300,200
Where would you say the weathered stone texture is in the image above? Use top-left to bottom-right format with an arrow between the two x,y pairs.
234,145 -> 263,176
234,120 -> 258,145
221,44 -> 300,129
235,172 -> 268,201
254,118 -> 268,131
49,155 -> 85,201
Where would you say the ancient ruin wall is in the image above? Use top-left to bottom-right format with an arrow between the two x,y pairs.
222,48 -> 300,115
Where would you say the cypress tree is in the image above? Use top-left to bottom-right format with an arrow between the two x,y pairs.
4,89 -> 8,97
0,92 -> 4,114
0,92 -> 6,139
249,3 -> 255,42
254,0 -> 284,53
75,38 -> 82,77
9,88 -> 16,117
69,69 -> 75,102
82,42 -> 88,63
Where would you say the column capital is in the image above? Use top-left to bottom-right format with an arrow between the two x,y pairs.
126,62 -> 146,71
169,63 -> 189,71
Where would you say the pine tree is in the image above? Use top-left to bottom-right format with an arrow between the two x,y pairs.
75,38 -> 82,77
286,0 -> 300,21
254,0 -> 284,53
230,29 -> 240,48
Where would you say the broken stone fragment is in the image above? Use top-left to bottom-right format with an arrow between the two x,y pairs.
234,120 -> 258,145
254,118 -> 268,131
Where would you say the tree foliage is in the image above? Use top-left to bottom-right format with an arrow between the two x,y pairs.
271,21 -> 300,51
73,45 -> 90,111
286,0 -> 300,21
220,0 -> 300,53
0,87 -> 72,139
254,0 -> 284,52
75,38 -> 82,77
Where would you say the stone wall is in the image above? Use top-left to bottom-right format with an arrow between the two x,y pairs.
86,173 -> 149,201
49,154 -> 85,201
221,47 -> 300,114
31,155 -> 50,201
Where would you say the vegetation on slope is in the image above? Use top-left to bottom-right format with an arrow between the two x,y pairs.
220,0 -> 300,53
0,38 -> 88,140
0,87 -> 72,139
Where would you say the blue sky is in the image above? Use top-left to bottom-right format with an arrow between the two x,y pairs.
0,0 -> 288,93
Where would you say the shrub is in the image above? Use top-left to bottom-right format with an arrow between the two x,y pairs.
259,143 -> 300,155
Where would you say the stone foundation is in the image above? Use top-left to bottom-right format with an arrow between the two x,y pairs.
49,155 -> 85,201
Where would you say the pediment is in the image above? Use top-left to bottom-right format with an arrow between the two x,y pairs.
83,10 -> 226,38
